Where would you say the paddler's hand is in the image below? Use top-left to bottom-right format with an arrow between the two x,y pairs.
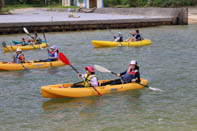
132,79 -> 136,82
78,73 -> 82,78
117,73 -> 121,77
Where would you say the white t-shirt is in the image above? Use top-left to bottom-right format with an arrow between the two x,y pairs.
81,74 -> 98,87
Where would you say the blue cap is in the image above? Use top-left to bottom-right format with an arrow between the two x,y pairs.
118,32 -> 122,34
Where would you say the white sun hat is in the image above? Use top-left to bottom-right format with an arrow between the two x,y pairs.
129,60 -> 137,65
50,45 -> 57,50
16,48 -> 22,52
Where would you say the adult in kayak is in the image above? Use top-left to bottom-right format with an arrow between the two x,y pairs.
114,32 -> 123,42
13,48 -> 25,63
38,45 -> 59,62
125,30 -> 142,42
31,32 -> 42,45
125,31 -> 135,42
101,60 -> 140,86
71,66 -> 99,88
134,30 -> 142,41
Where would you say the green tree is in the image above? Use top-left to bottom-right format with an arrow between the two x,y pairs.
144,0 -> 153,7
0,0 -> 4,12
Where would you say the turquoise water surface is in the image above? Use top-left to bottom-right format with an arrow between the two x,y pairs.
0,25 -> 197,131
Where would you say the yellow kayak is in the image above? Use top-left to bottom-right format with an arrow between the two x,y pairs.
0,60 -> 65,71
2,42 -> 47,52
41,78 -> 148,98
92,39 -> 152,47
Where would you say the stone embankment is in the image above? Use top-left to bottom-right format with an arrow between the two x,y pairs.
0,8 -> 188,35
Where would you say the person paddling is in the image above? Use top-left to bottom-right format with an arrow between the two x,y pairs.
114,32 -> 123,42
21,38 -> 28,46
101,60 -> 140,86
125,30 -> 142,42
47,45 -> 59,61
71,66 -> 99,88
38,45 -> 59,62
31,32 -> 42,45
13,48 -> 25,63
132,30 -> 143,41
125,31 -> 135,42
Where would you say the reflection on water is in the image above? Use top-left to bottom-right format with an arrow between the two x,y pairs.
42,90 -> 142,118
0,70 -> 25,77
42,97 -> 100,112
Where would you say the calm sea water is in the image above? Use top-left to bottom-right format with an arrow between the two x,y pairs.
0,25 -> 197,131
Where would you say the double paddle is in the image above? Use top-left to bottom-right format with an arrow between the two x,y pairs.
94,64 -> 162,91
58,52 -> 102,96
23,27 -> 43,49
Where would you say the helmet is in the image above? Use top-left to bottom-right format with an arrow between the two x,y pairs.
16,48 -> 22,52
50,45 -> 57,50
84,66 -> 95,73
118,32 -> 122,35
129,60 -> 137,65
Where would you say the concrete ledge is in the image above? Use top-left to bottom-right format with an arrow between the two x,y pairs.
0,7 -> 187,35
0,18 -> 173,35
94,8 -> 188,25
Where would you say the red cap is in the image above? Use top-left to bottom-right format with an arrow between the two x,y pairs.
84,66 -> 95,73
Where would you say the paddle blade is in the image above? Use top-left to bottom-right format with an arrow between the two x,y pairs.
148,86 -> 163,92
94,65 -> 111,73
58,52 -> 71,65
23,27 -> 29,34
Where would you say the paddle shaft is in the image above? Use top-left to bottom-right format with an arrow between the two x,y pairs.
43,32 -> 49,47
106,26 -> 115,36
92,86 -> 102,96
70,64 -> 79,74
26,33 -> 34,39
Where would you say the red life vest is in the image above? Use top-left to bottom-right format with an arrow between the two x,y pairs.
127,67 -> 137,75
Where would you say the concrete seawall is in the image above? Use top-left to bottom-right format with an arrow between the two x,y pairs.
0,8 -> 188,35
94,8 -> 188,25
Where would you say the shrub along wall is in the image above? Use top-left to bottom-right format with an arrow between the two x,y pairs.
104,0 -> 197,7
4,0 -> 61,5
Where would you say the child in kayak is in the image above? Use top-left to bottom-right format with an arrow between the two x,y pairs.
13,48 -> 25,63
71,66 -> 99,88
47,45 -> 59,61
101,60 -> 140,86
21,38 -> 28,46
37,45 -> 59,62
114,32 -> 123,42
